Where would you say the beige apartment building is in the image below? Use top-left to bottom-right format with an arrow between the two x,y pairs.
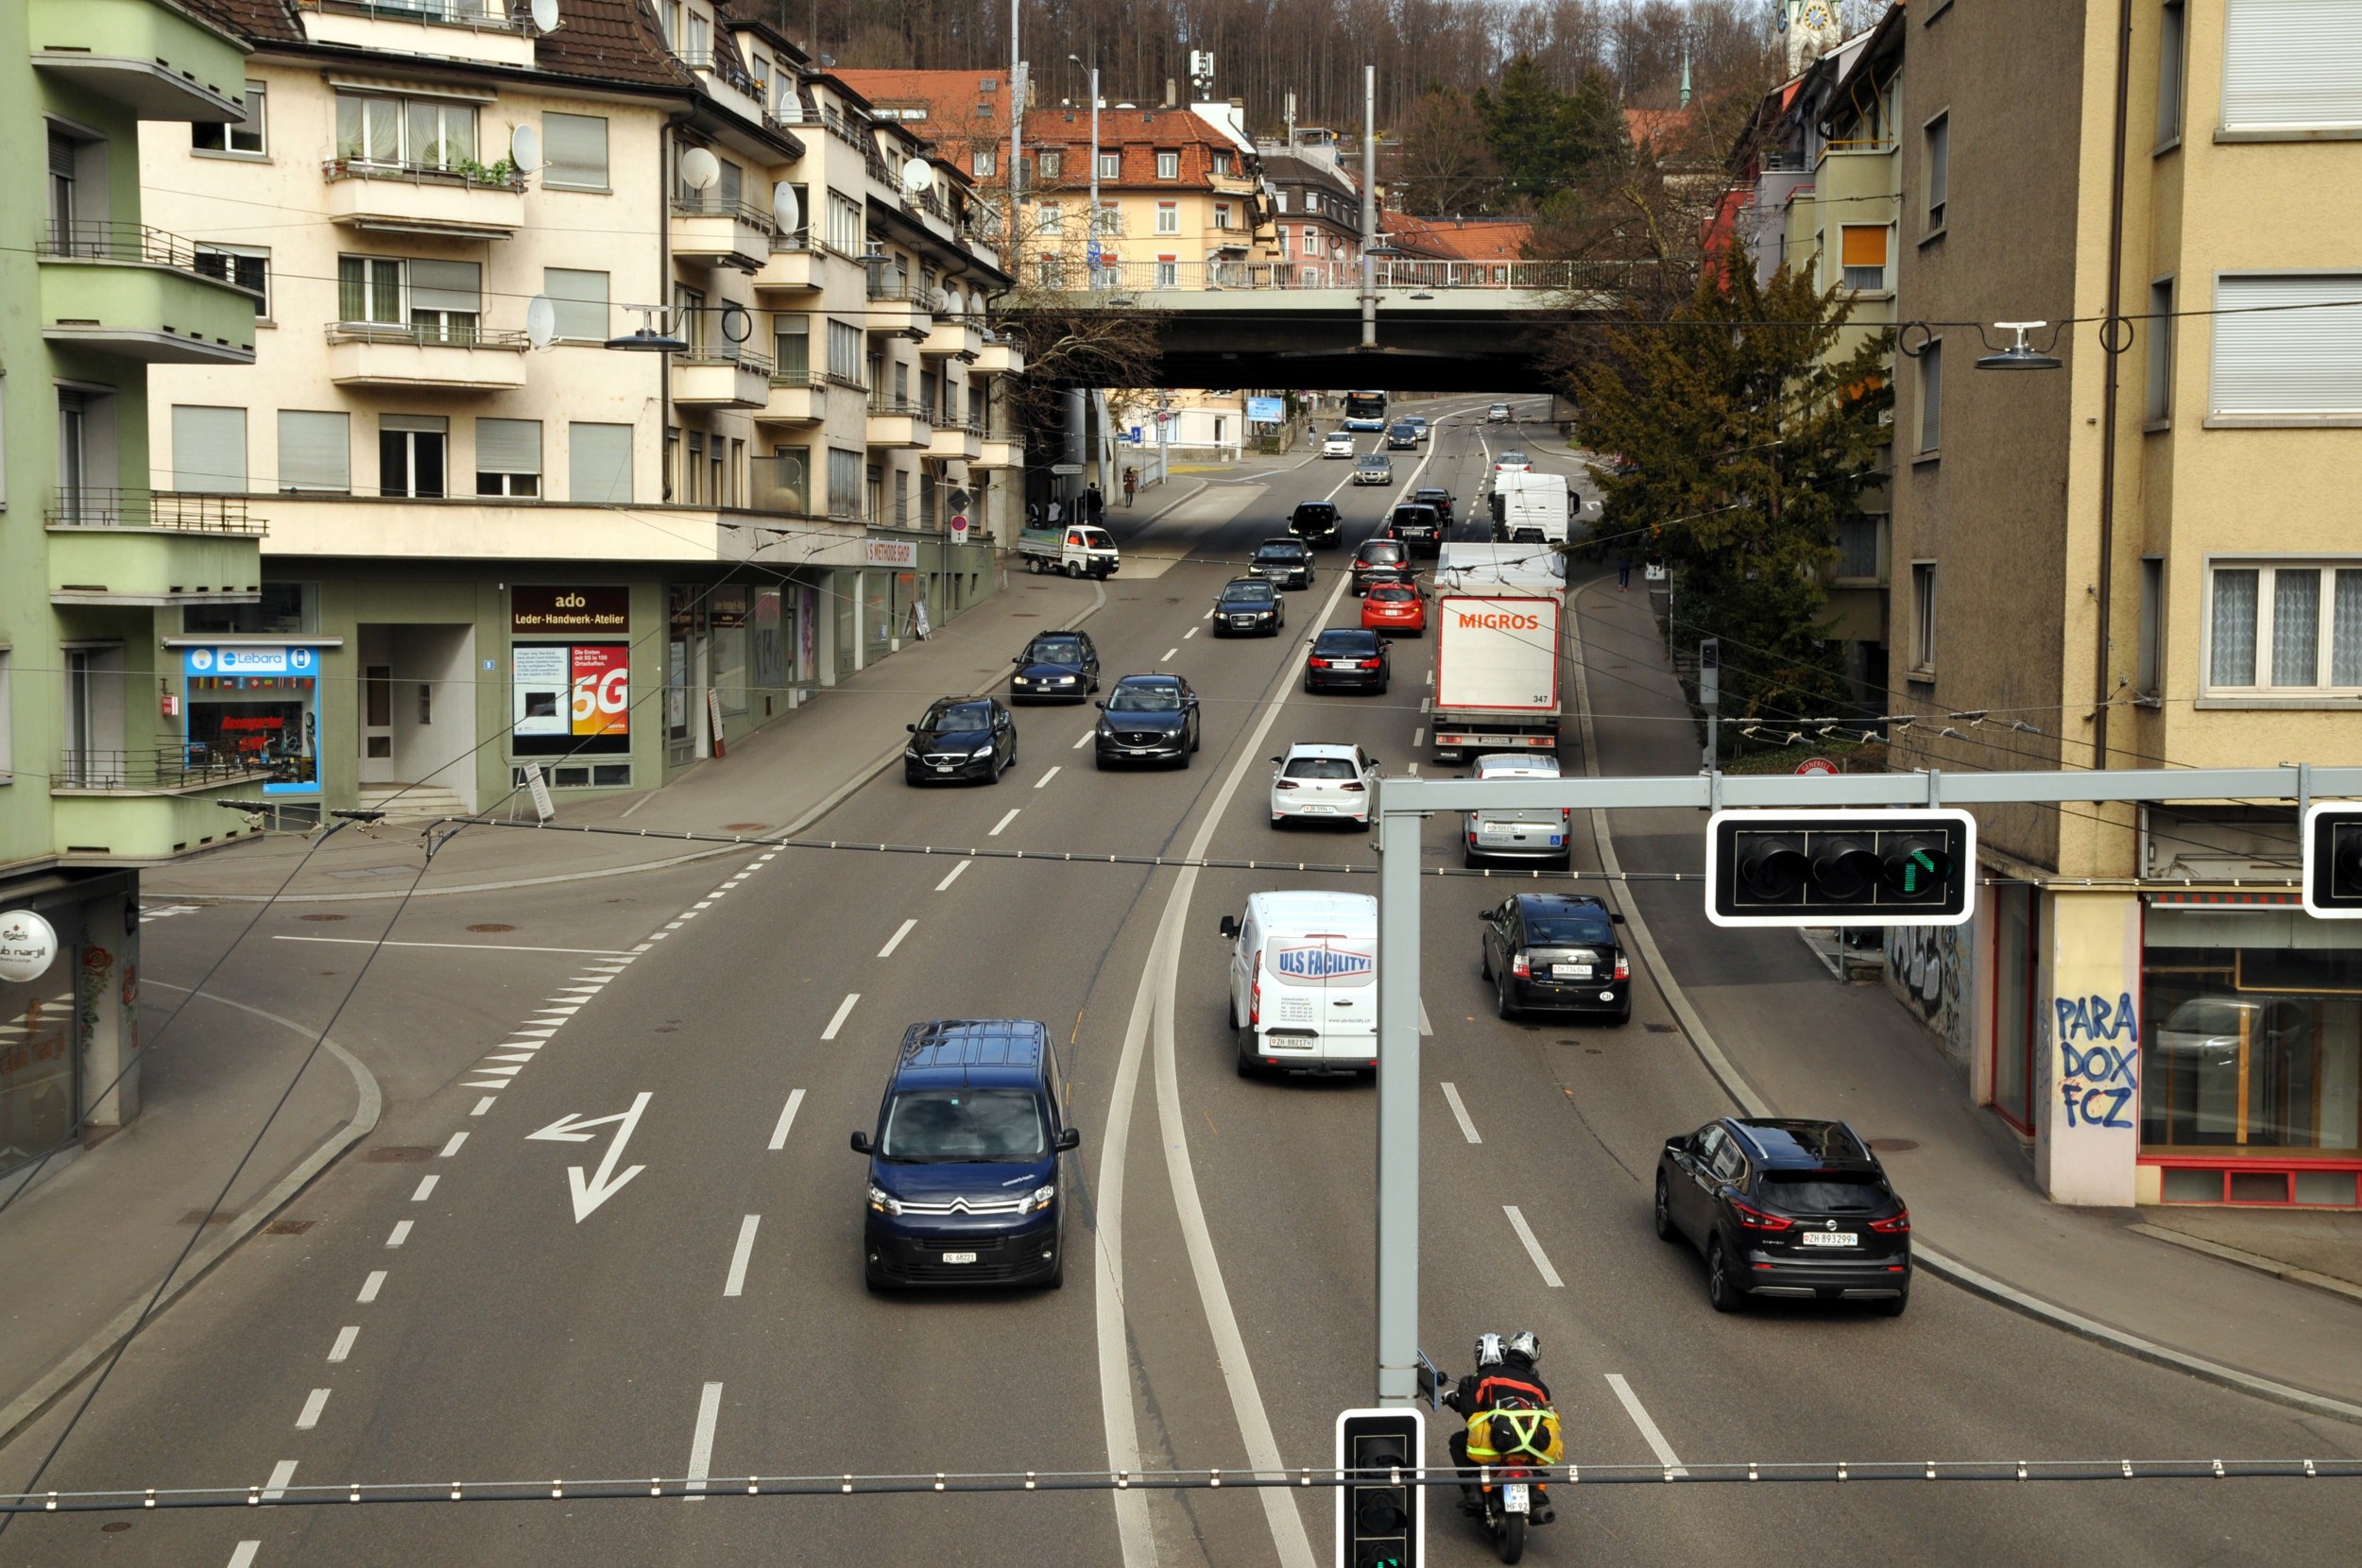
141,0 -> 1018,818
1884,0 -> 2362,1211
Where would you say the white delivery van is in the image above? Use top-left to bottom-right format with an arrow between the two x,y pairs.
1218,891 -> 1379,1079
1498,471 -> 1571,544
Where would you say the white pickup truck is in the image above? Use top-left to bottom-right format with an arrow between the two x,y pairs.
1017,524 -> 1120,578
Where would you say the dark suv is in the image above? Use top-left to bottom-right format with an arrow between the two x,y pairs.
1387,503 -> 1443,556
1009,631 -> 1100,702
1289,501 -> 1342,548
1477,893 -> 1628,1022
851,1019 -> 1080,1290
1250,537 -> 1315,590
1411,486 -> 1455,523
1350,537 -> 1410,596
1654,1118 -> 1911,1316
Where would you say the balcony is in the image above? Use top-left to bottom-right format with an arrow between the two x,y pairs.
865,399 -> 934,450
753,240 -> 826,297
671,196 -> 776,273
38,224 -> 257,364
45,489 -> 265,607
28,0 -> 248,122
972,334 -> 1025,377
864,272 -> 930,338
919,314 -> 983,361
976,434 -> 1023,469
673,348 -> 775,409
927,420 -> 984,463
756,373 -> 830,426
325,321 -> 529,391
51,748 -> 285,862
296,0 -> 539,70
324,159 -> 526,238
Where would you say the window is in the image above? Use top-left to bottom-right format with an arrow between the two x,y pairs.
0,649 -> 11,783
971,147 -> 996,178
1212,151 -> 1232,176
687,9 -> 710,59
828,447 -> 863,519
1213,201 -> 1233,230
1155,150 -> 1179,179
1838,516 -> 1880,580
1095,200 -> 1120,235
674,282 -> 707,354
380,415 -> 447,499
334,93 -> 477,170
542,111 -> 609,190
407,259 -> 481,342
195,244 -> 269,317
975,100 -> 995,119
2210,273 -> 2362,418
1275,224 -> 1290,256
2207,561 -> 2362,693
174,406 -> 247,493
1037,200 -> 1064,235
193,80 -> 266,155
1036,253 -> 1066,287
1155,255 -> 1178,288
826,319 -> 864,383
1038,149 -> 1062,180
1097,151 -> 1121,180
773,315 -> 809,377
1924,112 -> 1948,230
893,469 -> 909,525
1919,340 -> 1943,452
2138,556 -> 2165,694
1910,562 -> 1937,673
543,267 -> 609,342
277,411 -> 350,494
337,254 -> 404,325
1840,225 -> 1888,291
570,422 -> 633,503
1155,201 -> 1180,234
2155,0 -> 2187,146
2222,0 -> 2362,132
825,190 -> 863,254
2146,279 -> 2175,422
476,418 -> 541,497
1275,188 -> 1290,213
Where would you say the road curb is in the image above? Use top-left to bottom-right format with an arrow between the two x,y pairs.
0,992 -> 381,1451
2125,1221 -> 2362,1307
1564,575 -> 2362,1430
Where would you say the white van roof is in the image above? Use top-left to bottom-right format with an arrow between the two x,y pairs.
1246,890 -> 1378,929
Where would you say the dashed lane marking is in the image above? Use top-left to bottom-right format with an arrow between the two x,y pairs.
358,1271 -> 385,1304
1162,648 -> 1179,661
1034,766 -> 1061,789
1606,1374 -> 1688,1476
820,993 -> 860,1041
268,937 -> 639,955
934,860 -> 971,892
439,1132 -> 467,1156
229,1542 -> 261,1568
1413,727 -> 1424,746
723,1215 -> 762,1297
1440,1082 -> 1481,1144
411,1175 -> 438,1202
471,1097 -> 497,1116
1503,1205 -> 1563,1287
139,904 -> 201,923
879,918 -> 917,959
295,1388 -> 331,1430
1184,626 -> 1198,639
989,809 -> 1020,836
1072,731 -> 1092,749
767,1089 -> 805,1150
328,1326 -> 358,1363
685,1381 -> 724,1502
260,1461 -> 297,1501
385,1220 -> 411,1248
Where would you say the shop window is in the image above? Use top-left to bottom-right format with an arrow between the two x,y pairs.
712,585 -> 749,715
183,647 -> 318,792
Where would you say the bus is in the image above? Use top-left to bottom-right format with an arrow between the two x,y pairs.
1342,390 -> 1388,432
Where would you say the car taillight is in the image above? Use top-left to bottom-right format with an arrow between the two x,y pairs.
1869,1210 -> 1911,1235
1359,658 -> 1379,668
1250,954 -> 1260,1025
1341,780 -> 1365,792
1614,956 -> 1629,980
1511,953 -> 1531,979
1275,779 -> 1298,791
1732,1198 -> 1794,1233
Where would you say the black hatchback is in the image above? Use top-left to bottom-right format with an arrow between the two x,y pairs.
1009,631 -> 1100,702
1478,894 -> 1629,1022
1304,627 -> 1390,693
1249,537 -> 1315,589
1290,501 -> 1342,548
904,697 -> 1018,785
1654,1118 -> 1912,1316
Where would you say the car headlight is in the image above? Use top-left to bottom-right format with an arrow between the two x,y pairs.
905,745 -> 921,758
1021,1183 -> 1057,1214
970,740 -> 998,755
1053,675 -> 1076,685
866,1184 -> 902,1216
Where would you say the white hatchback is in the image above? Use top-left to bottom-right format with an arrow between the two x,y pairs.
1323,431 -> 1356,458
1270,742 -> 1380,827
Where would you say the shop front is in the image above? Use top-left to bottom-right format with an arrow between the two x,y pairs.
510,585 -> 635,791
0,876 -> 137,1193
176,642 -> 330,800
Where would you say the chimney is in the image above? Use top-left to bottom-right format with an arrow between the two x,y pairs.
1165,78 -> 1176,109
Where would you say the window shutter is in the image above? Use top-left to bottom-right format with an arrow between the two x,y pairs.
174,406 -> 248,493
277,410 -> 350,492
2223,0 -> 2362,129
476,418 -> 541,475
49,129 -> 76,177
2211,274 -> 2362,415
1840,225 -> 1888,266
569,422 -> 633,503
543,267 -> 609,340
542,112 -> 608,188
407,259 -> 480,315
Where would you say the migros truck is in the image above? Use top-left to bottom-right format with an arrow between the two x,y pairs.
1431,544 -> 1565,761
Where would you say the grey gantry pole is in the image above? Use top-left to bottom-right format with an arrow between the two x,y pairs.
1360,64 -> 1378,349
1373,778 -> 1425,1406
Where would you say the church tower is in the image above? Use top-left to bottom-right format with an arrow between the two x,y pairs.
1784,0 -> 1848,77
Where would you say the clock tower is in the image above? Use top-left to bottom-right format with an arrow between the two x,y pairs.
1784,0 -> 1847,77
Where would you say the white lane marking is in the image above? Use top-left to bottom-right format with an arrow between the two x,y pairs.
328,1326 -> 359,1363
440,1133 -> 468,1156
767,1089 -> 804,1150
1072,731 -> 1092,749
295,1388 -> 331,1430
1413,727 -> 1424,746
1203,607 -> 1214,620
229,1542 -> 261,1567
269,937 -> 637,955
1606,1373 -> 1688,1476
470,1066 -> 523,1080
1420,696 -> 1431,713
1441,1082 -> 1481,1144
358,1271 -> 385,1304
723,1215 -> 762,1297
385,1220 -> 412,1247
988,808 -> 1020,836
1407,762 -> 1420,775
1502,1205 -> 1563,1287
1184,626 -> 1198,639
820,993 -> 860,1041
1162,647 -> 1179,661
1426,668 -> 1435,687
934,860 -> 971,892
685,1381 -> 724,1501
471,1096 -> 496,1116
693,901 -> 714,911
877,918 -> 917,959
260,1460 -> 298,1501
1419,998 -> 1434,1037
411,1174 -> 439,1202
1034,766 -> 1060,789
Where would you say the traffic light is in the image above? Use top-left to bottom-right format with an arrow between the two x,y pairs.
1705,809 -> 1977,928
2302,805 -> 2362,918
1335,1406 -> 1424,1568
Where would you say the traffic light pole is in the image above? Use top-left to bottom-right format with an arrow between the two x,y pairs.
1367,761 -> 2362,1406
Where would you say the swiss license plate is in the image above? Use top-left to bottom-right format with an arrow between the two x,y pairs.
1500,1483 -> 1530,1514
935,764 -> 955,773
1800,1232 -> 1857,1248
1552,964 -> 1592,980
940,1252 -> 978,1264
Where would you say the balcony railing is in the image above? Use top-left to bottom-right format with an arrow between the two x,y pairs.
820,105 -> 868,149
866,273 -> 930,303
770,229 -> 816,253
867,397 -> 935,424
679,345 -> 777,376
677,48 -> 763,101
326,320 -> 530,349
44,488 -> 265,534
322,156 -> 526,191
670,194 -> 778,231
301,0 -> 537,31
57,746 -> 293,793
36,221 -> 244,282
768,370 -> 824,388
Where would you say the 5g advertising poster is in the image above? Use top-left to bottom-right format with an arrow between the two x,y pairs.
512,643 -> 630,756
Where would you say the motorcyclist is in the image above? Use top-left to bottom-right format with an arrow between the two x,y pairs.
1442,1331 -> 1557,1513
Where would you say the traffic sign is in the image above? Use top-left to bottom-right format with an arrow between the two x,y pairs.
1050,462 -> 1085,475
950,514 -> 969,544
1704,808 -> 1976,928
1795,758 -> 1840,776
2302,804 -> 2362,918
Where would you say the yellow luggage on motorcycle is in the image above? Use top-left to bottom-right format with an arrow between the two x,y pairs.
1466,1406 -> 1563,1466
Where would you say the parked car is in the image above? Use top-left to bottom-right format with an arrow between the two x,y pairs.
851,1018 -> 1079,1289
1219,890 -> 1379,1077
1211,577 -> 1285,637
1350,537 -> 1411,596
1094,673 -> 1201,768
1361,581 -> 1429,636
1268,742 -> 1381,828
1411,486 -> 1455,523
1323,430 -> 1357,457
1290,500 -> 1343,549
1009,630 -> 1100,701
1463,753 -> 1572,868
1353,453 -> 1395,486
1478,892 -> 1628,1021
1487,401 -> 1514,423
1654,1118 -> 1912,1316
1304,627 -> 1391,693
1386,503 -> 1444,556
903,696 -> 1018,785
1387,421 -> 1420,451
1250,537 -> 1316,590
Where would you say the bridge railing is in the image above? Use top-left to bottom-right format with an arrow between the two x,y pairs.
1068,258 -> 1613,295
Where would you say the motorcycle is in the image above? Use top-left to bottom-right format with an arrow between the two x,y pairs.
1416,1356 -> 1558,1564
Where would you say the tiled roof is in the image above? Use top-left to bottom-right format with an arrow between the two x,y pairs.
181,0 -> 697,92
1382,213 -> 1531,262
1027,106 -> 1238,147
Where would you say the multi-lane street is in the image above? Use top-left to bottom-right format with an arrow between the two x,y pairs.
4,407 -> 2353,1566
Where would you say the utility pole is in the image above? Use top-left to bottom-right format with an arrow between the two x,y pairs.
1700,637 -> 1720,772
1071,56 -> 1101,289
1359,64 -> 1377,349
1007,0 -> 1023,226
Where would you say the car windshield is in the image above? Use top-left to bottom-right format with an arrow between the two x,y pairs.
1524,912 -> 1612,945
1294,505 -> 1335,520
1369,587 -> 1417,604
1314,631 -> 1379,654
877,1088 -> 1047,1162
1286,757 -> 1360,780
1025,638 -> 1086,664
1257,544 -> 1306,560
1415,490 -> 1447,502
1108,684 -> 1182,712
1759,1171 -> 1891,1215
1221,582 -> 1275,604
1076,528 -> 1114,548
926,704 -> 992,734
1394,509 -> 1435,524
1361,543 -> 1403,562
1500,452 -> 1528,464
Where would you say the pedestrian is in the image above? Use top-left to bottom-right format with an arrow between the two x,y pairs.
1026,499 -> 1041,528
1122,468 -> 1138,506
1085,483 -> 1104,523
1045,495 -> 1064,526
1616,554 -> 1634,591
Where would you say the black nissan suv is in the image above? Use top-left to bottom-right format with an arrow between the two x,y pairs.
1654,1118 -> 1911,1317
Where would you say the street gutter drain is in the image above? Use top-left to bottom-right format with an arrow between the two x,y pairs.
1868,1138 -> 1921,1152
467,923 -> 514,932
300,912 -> 348,922
264,1219 -> 316,1236
1645,1024 -> 1679,1034
365,1147 -> 434,1163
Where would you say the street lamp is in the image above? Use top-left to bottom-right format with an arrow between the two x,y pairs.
605,302 -> 686,352
1977,319 -> 2064,371
1070,54 -> 1101,290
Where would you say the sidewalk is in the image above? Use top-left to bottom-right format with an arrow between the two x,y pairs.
1570,568 -> 2362,1421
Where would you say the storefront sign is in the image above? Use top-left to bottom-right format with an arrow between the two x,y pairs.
179,646 -> 324,796
0,911 -> 59,984
181,645 -> 318,677
864,539 -> 918,568
513,642 -> 629,756
512,587 -> 630,636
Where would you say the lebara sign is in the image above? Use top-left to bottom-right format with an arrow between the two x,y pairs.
182,645 -> 317,676
1273,946 -> 1375,980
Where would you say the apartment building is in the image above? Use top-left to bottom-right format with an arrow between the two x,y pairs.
137,0 -> 1019,823
1882,0 -> 2362,1211
6,0 -> 261,1185
1018,100 -> 1274,292
1257,128 -> 1362,287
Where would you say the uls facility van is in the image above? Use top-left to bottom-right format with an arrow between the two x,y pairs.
1218,891 -> 1379,1078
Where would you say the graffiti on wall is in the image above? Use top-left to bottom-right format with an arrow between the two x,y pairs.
2055,992 -> 2140,1130
1886,923 -> 1973,1069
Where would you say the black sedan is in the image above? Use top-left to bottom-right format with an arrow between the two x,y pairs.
1304,627 -> 1390,693
1655,1118 -> 1912,1317
1249,537 -> 1315,590
1093,673 -> 1201,768
1479,894 -> 1628,1022
1009,631 -> 1100,702
1211,578 -> 1285,637
1412,486 -> 1456,523
903,697 -> 1018,785
1290,501 -> 1342,549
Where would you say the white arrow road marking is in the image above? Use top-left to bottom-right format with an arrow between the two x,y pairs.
1502,1205 -> 1562,1287
820,994 -> 860,1041
1441,1082 -> 1481,1144
878,918 -> 916,958
685,1381 -> 724,1502
1605,1374 -> 1688,1476
723,1215 -> 761,1297
295,1388 -> 331,1430
530,1092 -> 652,1221
767,1089 -> 804,1150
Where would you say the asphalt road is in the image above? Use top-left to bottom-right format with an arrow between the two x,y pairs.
5,406 -> 2356,1567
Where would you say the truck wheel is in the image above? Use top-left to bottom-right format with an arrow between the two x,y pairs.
1065,559 -> 1083,579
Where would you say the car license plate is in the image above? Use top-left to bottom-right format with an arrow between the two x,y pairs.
1500,1483 -> 1530,1514
935,764 -> 955,773
1552,964 -> 1592,980
1800,1232 -> 1857,1248
941,1252 -> 978,1264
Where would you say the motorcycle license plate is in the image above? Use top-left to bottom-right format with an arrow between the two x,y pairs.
1500,1483 -> 1530,1514
941,1252 -> 978,1264
1800,1232 -> 1857,1248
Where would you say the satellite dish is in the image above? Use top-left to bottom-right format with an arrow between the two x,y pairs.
899,156 -> 932,194
776,94 -> 803,124
530,0 -> 558,30
679,146 -> 719,192
525,294 -> 556,349
509,123 -> 540,174
718,302 -> 752,345
772,180 -> 801,234
930,286 -> 952,313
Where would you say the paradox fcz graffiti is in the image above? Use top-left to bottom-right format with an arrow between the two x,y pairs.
2055,992 -> 2140,1130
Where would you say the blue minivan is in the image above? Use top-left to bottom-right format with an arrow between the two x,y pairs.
850,1019 -> 1078,1290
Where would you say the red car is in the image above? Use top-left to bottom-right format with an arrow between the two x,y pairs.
1361,581 -> 1428,636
